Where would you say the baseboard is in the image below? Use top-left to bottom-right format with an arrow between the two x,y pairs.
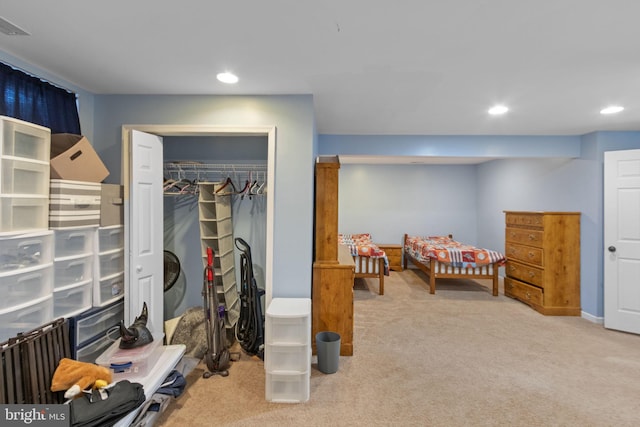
581,311 -> 604,324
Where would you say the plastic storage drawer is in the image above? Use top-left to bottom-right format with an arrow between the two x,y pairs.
0,295 -> 53,342
73,300 -> 124,347
98,249 -> 124,277
53,279 -> 92,318
54,253 -> 93,289
0,230 -> 53,272
265,372 -> 310,403
265,299 -> 311,346
54,227 -> 95,258
0,263 -> 53,311
0,196 -> 49,234
94,272 -> 124,307
265,344 -> 311,373
0,115 -> 50,162
1,158 -> 49,196
76,333 -> 118,364
98,226 -> 124,253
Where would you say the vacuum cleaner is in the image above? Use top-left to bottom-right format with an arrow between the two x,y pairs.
202,246 -> 231,378
234,237 -> 265,359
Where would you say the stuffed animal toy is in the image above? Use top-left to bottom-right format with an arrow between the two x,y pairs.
51,358 -> 113,399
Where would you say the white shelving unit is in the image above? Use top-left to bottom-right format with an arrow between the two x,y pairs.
93,225 -> 125,307
265,298 -> 311,403
198,182 -> 240,333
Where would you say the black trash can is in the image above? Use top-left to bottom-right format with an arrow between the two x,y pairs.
315,331 -> 341,374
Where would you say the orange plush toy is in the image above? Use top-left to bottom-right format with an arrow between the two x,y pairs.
51,358 -> 113,399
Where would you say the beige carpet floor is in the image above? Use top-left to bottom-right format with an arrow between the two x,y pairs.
156,269 -> 640,427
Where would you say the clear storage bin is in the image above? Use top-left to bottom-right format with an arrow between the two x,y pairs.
265,298 -> 311,346
96,335 -> 164,380
1,158 -> 49,196
98,226 -> 124,253
54,227 -> 96,258
0,294 -> 53,342
265,372 -> 310,403
98,249 -> 124,277
0,196 -> 48,234
54,253 -> 93,289
0,116 -> 50,162
0,263 -> 53,311
0,230 -> 53,272
74,300 -> 124,346
94,272 -> 124,307
53,279 -> 92,318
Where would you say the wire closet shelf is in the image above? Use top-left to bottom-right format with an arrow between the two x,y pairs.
163,161 -> 268,197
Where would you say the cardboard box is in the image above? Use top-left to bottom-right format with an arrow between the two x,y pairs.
50,134 -> 109,182
100,184 -> 124,226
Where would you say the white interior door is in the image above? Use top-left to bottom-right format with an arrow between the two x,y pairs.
127,130 -> 164,338
604,149 -> 640,334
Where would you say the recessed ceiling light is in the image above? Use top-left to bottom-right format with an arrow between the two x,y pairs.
488,105 -> 509,115
600,105 -> 624,115
216,72 -> 238,84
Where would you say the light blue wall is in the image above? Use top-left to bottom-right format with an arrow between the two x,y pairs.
92,95 -> 316,299
338,164 -> 478,244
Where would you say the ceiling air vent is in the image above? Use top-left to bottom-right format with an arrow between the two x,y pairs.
0,17 -> 30,36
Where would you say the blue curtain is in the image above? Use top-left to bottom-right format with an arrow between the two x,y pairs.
0,62 -> 81,134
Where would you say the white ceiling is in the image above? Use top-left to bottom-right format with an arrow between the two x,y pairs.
1,1 -> 640,136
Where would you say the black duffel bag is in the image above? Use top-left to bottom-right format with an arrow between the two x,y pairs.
70,380 -> 145,427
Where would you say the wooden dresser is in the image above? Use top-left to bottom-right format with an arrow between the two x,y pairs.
503,211 -> 581,316
377,244 -> 403,271
312,157 -> 354,356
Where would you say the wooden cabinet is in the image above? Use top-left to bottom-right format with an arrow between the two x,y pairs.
312,157 -> 354,356
377,244 -> 402,271
503,211 -> 581,316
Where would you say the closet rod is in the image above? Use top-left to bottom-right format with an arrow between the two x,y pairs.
164,162 -> 267,174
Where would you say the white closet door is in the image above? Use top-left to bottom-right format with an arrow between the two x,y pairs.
127,130 -> 164,337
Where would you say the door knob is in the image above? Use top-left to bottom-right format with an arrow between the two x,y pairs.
136,265 -> 143,272
608,246 -> 616,253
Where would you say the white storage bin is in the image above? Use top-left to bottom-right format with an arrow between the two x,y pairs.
98,225 -> 124,253
54,253 -> 93,289
0,230 -> 53,272
99,249 -> 124,277
1,158 -> 49,196
0,196 -> 48,234
0,116 -> 50,162
94,272 -> 124,307
265,372 -> 310,403
0,294 -> 53,342
54,227 -> 95,259
265,298 -> 311,346
265,344 -> 311,373
0,263 -> 53,311
74,300 -> 124,346
76,333 -> 118,364
96,335 -> 164,380
53,279 -> 92,318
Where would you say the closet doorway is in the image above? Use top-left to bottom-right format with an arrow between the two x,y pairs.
122,125 -> 276,337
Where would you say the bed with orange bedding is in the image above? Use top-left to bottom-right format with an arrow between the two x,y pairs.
403,234 -> 506,296
338,233 -> 389,295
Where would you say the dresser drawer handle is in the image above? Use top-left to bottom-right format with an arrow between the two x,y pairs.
527,252 -> 535,259
508,265 -> 516,272
528,271 -> 536,278
525,292 -> 531,300
528,234 -> 536,240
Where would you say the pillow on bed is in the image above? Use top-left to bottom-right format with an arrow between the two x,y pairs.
338,233 -> 373,245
